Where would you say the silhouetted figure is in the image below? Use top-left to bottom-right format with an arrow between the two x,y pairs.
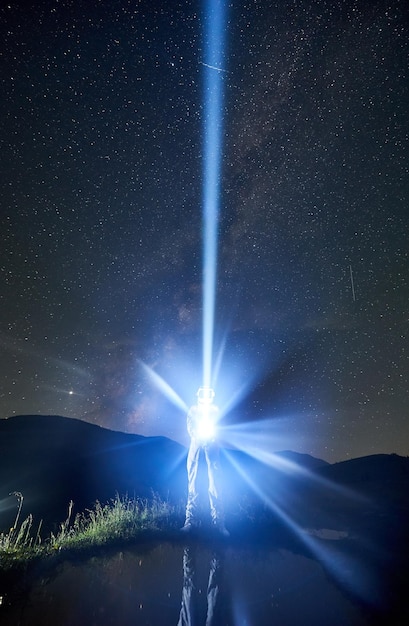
181,387 -> 228,536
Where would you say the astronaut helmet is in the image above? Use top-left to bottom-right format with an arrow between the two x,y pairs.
196,386 -> 215,404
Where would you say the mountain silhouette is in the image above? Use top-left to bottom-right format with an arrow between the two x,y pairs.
1,414 -> 408,542
0,414 -> 187,531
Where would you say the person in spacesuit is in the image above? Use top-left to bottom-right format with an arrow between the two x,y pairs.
181,386 -> 229,536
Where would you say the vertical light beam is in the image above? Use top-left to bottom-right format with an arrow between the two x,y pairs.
202,0 -> 227,388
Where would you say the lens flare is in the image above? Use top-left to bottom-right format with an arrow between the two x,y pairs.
139,361 -> 188,413
223,448 -> 377,604
202,0 -> 227,389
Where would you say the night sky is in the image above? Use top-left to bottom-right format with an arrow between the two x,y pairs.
1,0 -> 408,462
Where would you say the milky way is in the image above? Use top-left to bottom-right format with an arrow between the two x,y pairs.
0,0 -> 408,462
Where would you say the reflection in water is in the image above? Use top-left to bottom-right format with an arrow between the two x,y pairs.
178,545 -> 223,626
1,542 -> 370,625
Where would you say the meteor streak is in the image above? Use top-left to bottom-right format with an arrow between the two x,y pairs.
200,61 -> 228,72
349,264 -> 356,302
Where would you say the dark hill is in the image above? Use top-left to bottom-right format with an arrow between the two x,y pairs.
0,414 -> 187,530
320,452 -> 409,484
273,450 -> 330,471
317,453 -> 409,513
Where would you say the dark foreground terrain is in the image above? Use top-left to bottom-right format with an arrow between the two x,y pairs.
1,414 -> 409,624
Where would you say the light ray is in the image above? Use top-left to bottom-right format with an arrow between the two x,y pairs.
223,449 -> 377,604
222,419 -> 368,503
202,0 -> 227,388
139,361 -> 188,413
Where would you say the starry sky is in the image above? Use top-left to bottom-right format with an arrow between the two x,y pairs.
1,0 -> 408,462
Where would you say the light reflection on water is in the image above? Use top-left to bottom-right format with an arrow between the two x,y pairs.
6,542 -> 367,625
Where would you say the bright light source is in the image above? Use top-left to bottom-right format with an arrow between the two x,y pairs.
195,387 -> 217,441
197,415 -> 216,443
